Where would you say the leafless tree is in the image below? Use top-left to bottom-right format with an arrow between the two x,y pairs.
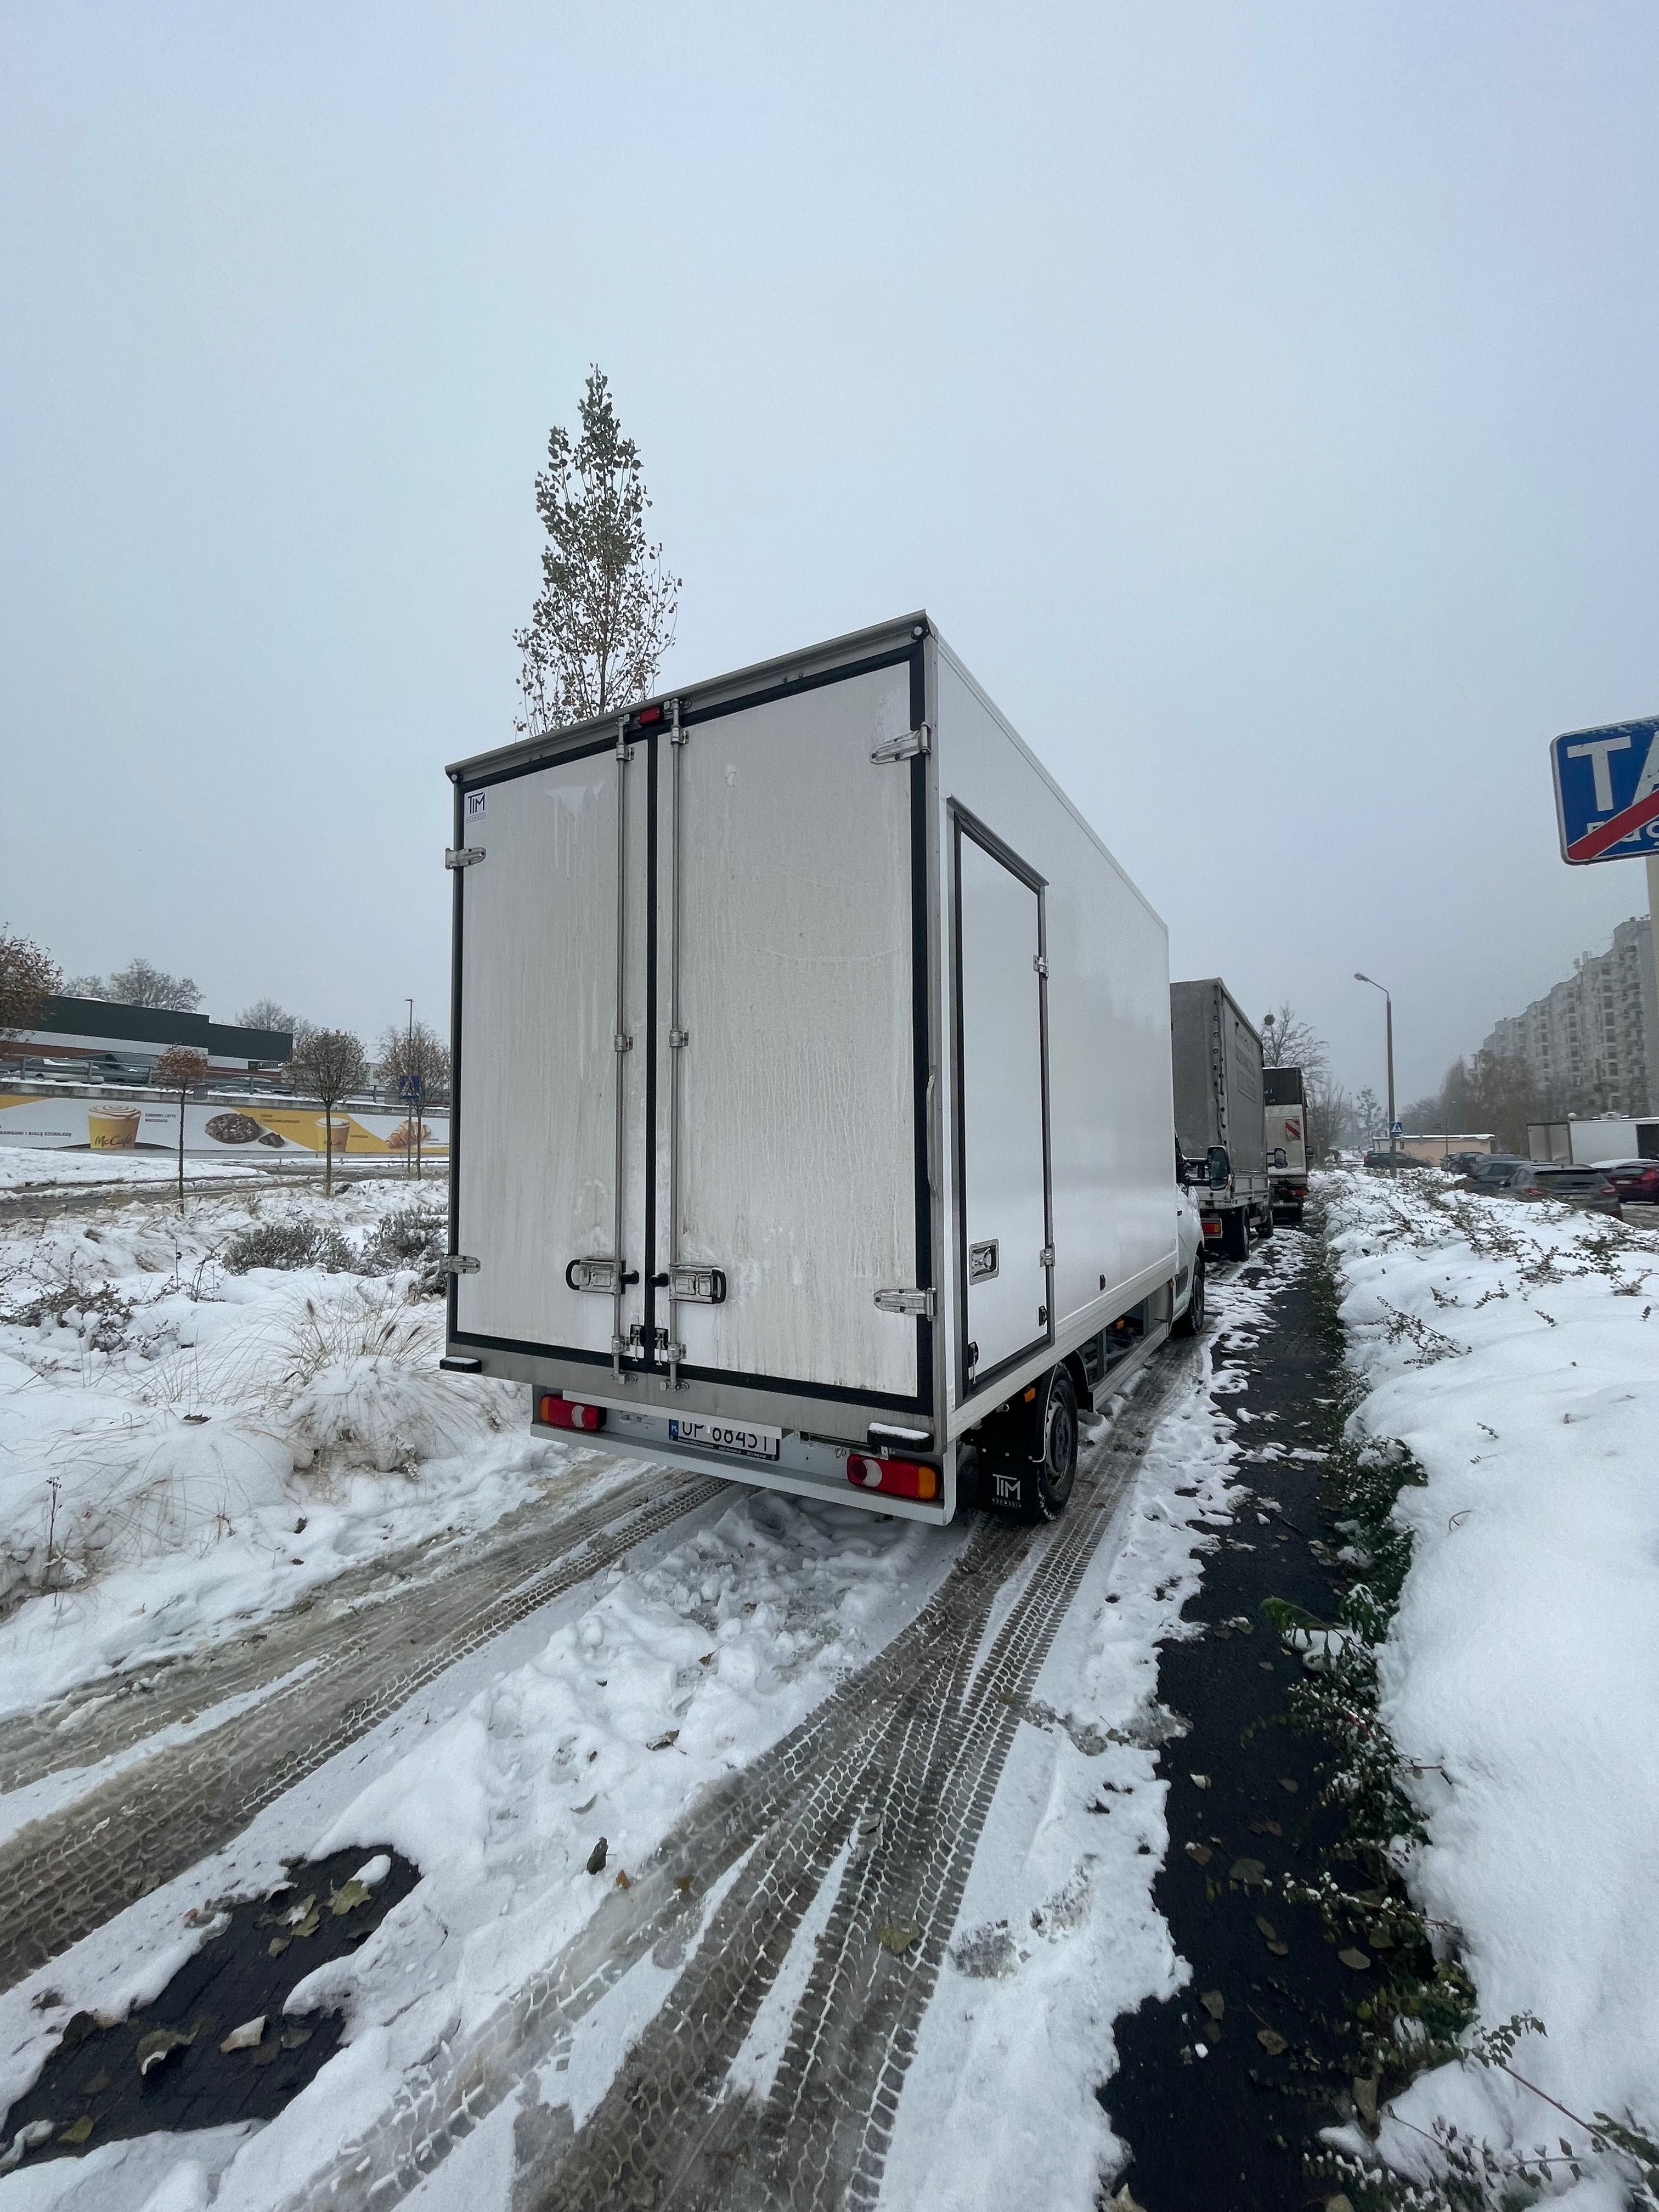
377,1018 -> 450,1180
1260,1002 -> 1329,1073
0,928 -> 61,1043
1303,1069 -> 1351,1164
99,958 -> 203,1012
290,1028 -> 366,1196
514,367 -> 680,736
239,997 -> 299,1036
151,1044 -> 210,1210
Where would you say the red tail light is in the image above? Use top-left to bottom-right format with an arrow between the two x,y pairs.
537,1392 -> 606,1433
847,1454 -> 939,1503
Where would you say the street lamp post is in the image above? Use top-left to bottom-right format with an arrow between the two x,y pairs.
1355,973 -> 1396,1164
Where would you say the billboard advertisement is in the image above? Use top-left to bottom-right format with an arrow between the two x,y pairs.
0,1097 -> 449,1159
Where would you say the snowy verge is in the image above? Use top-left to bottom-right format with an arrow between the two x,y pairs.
0,1182 -> 575,1712
1322,1171 -> 1659,2183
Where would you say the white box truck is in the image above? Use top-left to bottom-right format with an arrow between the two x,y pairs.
440,613 -> 1202,1526
1263,1064 -> 1309,1222
1171,979 -> 1270,1260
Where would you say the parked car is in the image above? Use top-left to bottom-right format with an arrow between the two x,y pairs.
1499,1163 -> 1621,1213
1440,1150 -> 1490,1178
1600,1160 -> 1659,1206
1363,1149 -> 1429,1170
1462,1155 -> 1530,1188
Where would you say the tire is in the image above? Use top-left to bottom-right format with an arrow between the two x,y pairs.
1257,1207 -> 1275,1241
1222,1207 -> 1250,1262
1174,1247 -> 1206,1336
1024,1366 -> 1079,1521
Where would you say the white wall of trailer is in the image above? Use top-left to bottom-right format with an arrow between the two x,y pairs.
1567,1115 -> 1659,1165
932,639 -> 1175,1437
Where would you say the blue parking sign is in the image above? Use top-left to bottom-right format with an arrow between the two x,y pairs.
1550,715 -> 1659,865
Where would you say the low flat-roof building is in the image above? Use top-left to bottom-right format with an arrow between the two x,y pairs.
3,995 -> 291,1078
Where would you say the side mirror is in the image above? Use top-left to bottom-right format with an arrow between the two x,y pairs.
1207,1147 -> 1232,1186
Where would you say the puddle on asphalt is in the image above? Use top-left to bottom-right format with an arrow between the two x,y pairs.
3,1844 -> 419,2170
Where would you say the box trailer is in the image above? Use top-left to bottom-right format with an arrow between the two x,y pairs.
1171,979 -> 1269,1260
1263,1065 -> 1308,1222
439,613 -> 1201,1527
1530,1115 -> 1659,1166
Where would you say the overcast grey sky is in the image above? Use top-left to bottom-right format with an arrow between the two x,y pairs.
4,1 -> 1657,1098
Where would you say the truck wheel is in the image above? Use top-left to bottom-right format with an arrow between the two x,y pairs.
1257,1208 -> 1275,1241
1174,1249 -> 1206,1336
1222,1207 -> 1250,1262
1026,1367 -> 1078,1520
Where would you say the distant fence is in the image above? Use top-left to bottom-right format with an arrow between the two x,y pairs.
0,1087 -> 449,1162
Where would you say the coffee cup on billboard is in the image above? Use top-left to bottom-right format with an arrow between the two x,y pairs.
316,1116 -> 353,1149
88,1108 -> 141,1150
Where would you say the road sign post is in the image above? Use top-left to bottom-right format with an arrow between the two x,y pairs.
1550,718 -> 1659,1115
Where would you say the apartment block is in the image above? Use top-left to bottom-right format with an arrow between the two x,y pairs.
1485,913 -> 1659,1116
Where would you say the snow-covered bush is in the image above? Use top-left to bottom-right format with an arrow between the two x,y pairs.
222,1219 -> 354,1274
357,1205 -> 447,1295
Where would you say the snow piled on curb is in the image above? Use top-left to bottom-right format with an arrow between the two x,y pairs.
1323,1170 -> 1659,2175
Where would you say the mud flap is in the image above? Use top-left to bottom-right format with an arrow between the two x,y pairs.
983,1462 -> 1036,1516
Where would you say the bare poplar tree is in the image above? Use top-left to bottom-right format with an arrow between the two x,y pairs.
152,1044 -> 210,1210
377,1018 -> 450,1180
0,928 -> 61,1043
291,1028 -> 366,1196
515,368 -> 680,735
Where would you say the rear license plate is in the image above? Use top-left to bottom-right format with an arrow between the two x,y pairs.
668,1417 -> 782,1463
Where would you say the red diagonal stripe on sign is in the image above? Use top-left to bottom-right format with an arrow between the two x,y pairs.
1567,785 -> 1659,861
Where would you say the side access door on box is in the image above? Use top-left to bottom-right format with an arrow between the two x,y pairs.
449,645 -> 937,1431
950,805 -> 1054,1404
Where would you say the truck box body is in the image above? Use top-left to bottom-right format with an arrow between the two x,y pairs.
1530,1115 -> 1659,1166
1263,1064 -> 1308,1216
444,613 -> 1177,1523
1170,979 -> 1268,1250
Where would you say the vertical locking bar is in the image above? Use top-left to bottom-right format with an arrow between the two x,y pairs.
665,697 -> 687,1391
612,716 -> 630,1374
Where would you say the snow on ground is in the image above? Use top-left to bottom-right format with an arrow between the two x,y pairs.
0,1150 -> 268,1190
0,1246 -> 1288,2212
0,1179 -> 572,1713
1321,1170 -> 1659,2184
885,1253 -> 1282,2210
0,1486 -> 967,2209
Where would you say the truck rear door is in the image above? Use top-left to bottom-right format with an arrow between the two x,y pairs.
450,647 -> 933,1417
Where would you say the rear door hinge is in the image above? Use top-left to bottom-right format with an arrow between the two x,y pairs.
445,847 -> 486,870
444,1254 -> 480,1275
874,1285 -> 935,1318
870,724 -> 931,764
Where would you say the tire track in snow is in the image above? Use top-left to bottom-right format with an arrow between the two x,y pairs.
0,1467 -> 725,1992
535,1373 -> 1187,2212
269,1342 -> 1200,2212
